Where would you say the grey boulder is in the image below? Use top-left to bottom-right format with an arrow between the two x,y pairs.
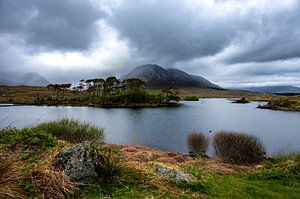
52,143 -> 100,184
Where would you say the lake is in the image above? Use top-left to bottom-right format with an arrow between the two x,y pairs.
1,99 -> 300,156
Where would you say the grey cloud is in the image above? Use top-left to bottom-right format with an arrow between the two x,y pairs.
227,2 -> 300,64
108,0 -> 238,64
0,0 -> 105,51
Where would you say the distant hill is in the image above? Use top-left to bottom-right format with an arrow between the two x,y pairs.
123,64 -> 221,89
239,86 -> 300,93
0,71 -> 50,86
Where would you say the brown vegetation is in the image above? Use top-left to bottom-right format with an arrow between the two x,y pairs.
187,133 -> 208,156
213,131 -> 266,164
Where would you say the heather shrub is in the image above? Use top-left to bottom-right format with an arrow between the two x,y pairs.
213,131 -> 265,164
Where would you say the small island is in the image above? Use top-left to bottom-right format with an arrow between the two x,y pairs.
0,77 -> 181,108
258,96 -> 300,111
232,97 -> 250,104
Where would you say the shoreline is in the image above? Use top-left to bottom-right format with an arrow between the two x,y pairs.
0,102 -> 182,108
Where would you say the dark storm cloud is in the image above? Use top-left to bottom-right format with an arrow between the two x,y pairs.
0,0 -> 105,50
108,0 -> 300,65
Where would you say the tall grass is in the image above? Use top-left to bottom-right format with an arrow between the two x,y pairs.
213,131 -> 265,164
32,119 -> 104,143
187,133 -> 208,156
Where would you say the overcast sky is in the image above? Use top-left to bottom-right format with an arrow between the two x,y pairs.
1,0 -> 300,87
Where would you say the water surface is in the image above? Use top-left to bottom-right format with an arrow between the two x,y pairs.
1,99 -> 300,156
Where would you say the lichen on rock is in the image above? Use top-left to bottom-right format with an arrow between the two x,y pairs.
52,143 -> 100,184
154,162 -> 197,183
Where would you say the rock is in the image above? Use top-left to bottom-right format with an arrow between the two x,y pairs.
154,163 -> 197,183
52,143 -> 100,184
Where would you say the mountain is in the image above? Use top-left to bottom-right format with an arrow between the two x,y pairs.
239,86 -> 300,93
123,64 -> 221,89
0,71 -> 50,86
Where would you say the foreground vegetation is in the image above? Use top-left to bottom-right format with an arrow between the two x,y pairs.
1,119 -> 300,198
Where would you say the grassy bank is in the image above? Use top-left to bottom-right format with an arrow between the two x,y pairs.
1,119 -> 300,198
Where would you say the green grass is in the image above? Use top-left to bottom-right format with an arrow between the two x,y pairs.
79,164 -> 300,199
32,118 -> 104,143
205,174 -> 300,199
247,153 -> 300,186
78,166 -> 180,199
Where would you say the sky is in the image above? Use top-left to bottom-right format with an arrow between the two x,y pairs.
1,0 -> 300,87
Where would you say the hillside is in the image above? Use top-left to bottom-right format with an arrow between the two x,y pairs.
123,64 -> 221,89
0,71 -> 50,86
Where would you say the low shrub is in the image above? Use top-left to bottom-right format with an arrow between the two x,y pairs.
11,128 -> 57,151
32,118 -> 104,143
0,128 -> 57,152
187,133 -> 208,156
213,131 -> 265,164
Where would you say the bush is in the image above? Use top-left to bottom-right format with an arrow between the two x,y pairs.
213,131 -> 265,164
187,133 -> 208,156
32,119 -> 104,143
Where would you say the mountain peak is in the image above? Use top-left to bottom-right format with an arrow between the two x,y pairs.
123,64 -> 221,89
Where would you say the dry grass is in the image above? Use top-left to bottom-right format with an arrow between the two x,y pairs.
0,152 -> 27,199
27,166 -> 78,199
25,140 -> 78,199
106,144 -> 254,175
0,141 -> 78,199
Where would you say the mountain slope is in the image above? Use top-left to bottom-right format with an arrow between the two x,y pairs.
0,71 -> 50,86
123,64 -> 221,89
